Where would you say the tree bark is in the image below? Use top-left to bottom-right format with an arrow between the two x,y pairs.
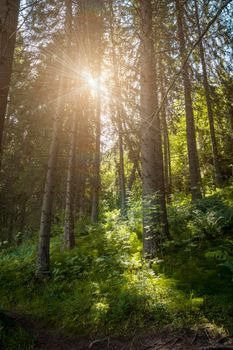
36,0 -> 71,277
194,0 -> 222,187
108,0 -> 126,216
64,113 -> 76,249
176,0 -> 202,201
91,90 -> 101,223
63,0 -> 76,249
160,71 -> 172,201
140,0 -> 169,259
0,0 -> 20,167
36,87 -> 63,277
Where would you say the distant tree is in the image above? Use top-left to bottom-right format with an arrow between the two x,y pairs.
194,0 -> 222,187
175,0 -> 202,201
0,0 -> 20,167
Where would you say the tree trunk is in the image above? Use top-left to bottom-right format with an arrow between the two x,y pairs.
36,0 -> 71,277
0,0 -> 20,167
64,113 -> 76,249
118,119 -> 126,215
175,0 -> 202,201
140,0 -> 169,259
108,0 -> 126,216
36,90 -> 62,277
128,163 -> 137,192
160,72 -> 172,201
194,0 -> 222,187
91,90 -> 101,223
75,97 -> 89,218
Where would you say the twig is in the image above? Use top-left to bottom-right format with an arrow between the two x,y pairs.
205,329 -> 214,345
192,331 -> 198,345
88,337 -> 108,349
152,337 -> 175,350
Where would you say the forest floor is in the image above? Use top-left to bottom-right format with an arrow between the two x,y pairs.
6,312 -> 233,350
1,190 -> 233,349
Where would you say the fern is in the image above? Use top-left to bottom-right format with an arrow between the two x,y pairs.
205,248 -> 233,280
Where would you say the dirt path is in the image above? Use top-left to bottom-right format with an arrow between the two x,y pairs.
6,312 -> 233,350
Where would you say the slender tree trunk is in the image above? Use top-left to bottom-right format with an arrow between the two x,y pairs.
194,0 -> 222,187
36,90 -> 62,277
91,90 -> 101,223
176,0 -> 202,201
128,163 -> 137,192
108,0 -> 126,216
36,0 -> 71,277
120,118 -> 141,190
75,97 -> 89,217
64,113 -> 76,249
162,108 -> 172,202
140,0 -> 169,259
118,119 -> 126,215
160,72 -> 172,201
0,0 -> 20,167
63,0 -> 76,249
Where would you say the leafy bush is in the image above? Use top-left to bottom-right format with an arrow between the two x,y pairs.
0,192 -> 233,335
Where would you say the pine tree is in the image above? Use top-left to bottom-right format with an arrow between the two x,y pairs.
0,0 -> 20,167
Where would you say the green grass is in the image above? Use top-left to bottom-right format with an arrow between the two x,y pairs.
0,188 -> 233,336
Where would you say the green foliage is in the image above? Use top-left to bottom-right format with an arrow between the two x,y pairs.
168,191 -> 233,241
0,190 -> 233,335
162,190 -> 233,333
0,211 -> 204,335
0,312 -> 35,350
205,238 -> 233,279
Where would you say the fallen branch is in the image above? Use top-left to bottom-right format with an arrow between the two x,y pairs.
89,337 -> 108,349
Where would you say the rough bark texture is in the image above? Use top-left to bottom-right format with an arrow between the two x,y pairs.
160,72 -> 172,201
140,0 -> 169,259
176,0 -> 202,201
91,91 -> 101,223
0,0 -> 20,167
36,99 -> 61,276
64,114 -> 76,249
194,0 -> 222,187
63,0 -> 76,249
109,0 -> 126,216
75,97 -> 88,217
36,0 -> 71,276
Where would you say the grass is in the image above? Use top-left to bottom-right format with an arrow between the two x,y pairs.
0,187 -> 233,338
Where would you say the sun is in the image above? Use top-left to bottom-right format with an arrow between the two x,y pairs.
80,68 -> 111,100
82,69 -> 99,92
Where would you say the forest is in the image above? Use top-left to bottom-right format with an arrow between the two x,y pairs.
0,0 -> 233,349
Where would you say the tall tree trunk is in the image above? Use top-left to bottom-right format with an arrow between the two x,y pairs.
36,88 -> 62,277
64,113 -> 76,249
160,71 -> 172,201
108,0 -> 126,216
36,0 -> 71,277
118,119 -> 126,215
63,0 -> 76,249
75,96 -> 89,217
91,90 -> 101,223
140,0 -> 169,259
0,0 -> 20,167
194,0 -> 222,187
128,163 -> 137,192
175,0 -> 202,201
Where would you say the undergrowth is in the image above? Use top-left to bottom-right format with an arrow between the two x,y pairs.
0,187 -> 233,336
